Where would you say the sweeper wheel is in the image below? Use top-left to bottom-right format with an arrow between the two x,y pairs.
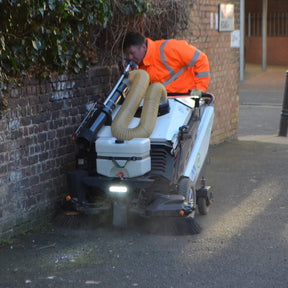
198,197 -> 208,215
178,177 -> 196,208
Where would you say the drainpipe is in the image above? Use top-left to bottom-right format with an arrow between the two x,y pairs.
262,0 -> 268,71
239,0 -> 245,82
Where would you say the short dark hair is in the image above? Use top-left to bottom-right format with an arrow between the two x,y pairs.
123,32 -> 146,51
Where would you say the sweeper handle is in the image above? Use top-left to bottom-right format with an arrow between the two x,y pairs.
72,62 -> 135,146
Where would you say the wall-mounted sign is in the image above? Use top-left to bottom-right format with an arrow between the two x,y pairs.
231,30 -> 240,48
219,3 -> 234,32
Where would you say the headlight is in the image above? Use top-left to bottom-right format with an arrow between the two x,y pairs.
109,185 -> 128,194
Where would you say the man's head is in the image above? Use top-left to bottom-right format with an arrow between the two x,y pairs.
123,32 -> 147,64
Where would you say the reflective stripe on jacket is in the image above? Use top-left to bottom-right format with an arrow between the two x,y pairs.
138,38 -> 210,93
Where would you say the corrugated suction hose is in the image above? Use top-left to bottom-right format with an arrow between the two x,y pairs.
111,70 -> 167,140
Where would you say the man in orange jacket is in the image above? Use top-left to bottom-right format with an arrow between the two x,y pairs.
123,32 -> 210,96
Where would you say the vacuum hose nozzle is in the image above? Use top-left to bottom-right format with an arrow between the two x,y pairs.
111,70 -> 167,140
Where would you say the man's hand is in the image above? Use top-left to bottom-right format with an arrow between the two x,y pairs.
190,89 -> 203,97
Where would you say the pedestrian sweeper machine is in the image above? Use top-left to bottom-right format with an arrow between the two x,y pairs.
66,62 -> 214,228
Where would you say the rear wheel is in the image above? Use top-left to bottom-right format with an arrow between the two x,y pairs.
178,177 -> 196,209
197,197 -> 208,215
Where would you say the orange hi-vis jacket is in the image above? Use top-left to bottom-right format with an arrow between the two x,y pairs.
138,38 -> 210,94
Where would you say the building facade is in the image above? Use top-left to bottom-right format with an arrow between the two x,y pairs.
245,0 -> 288,65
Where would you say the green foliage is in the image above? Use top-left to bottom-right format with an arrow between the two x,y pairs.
118,0 -> 152,16
0,0 -> 190,92
0,238 -> 13,246
0,0 -> 113,90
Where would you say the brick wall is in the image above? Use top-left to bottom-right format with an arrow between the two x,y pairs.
0,0 -> 240,240
179,0 -> 240,143
0,66 -> 117,239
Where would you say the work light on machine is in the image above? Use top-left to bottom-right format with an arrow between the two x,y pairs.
108,185 -> 128,194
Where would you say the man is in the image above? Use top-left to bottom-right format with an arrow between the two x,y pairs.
123,32 -> 210,95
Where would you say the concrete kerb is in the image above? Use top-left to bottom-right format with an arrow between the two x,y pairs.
238,134 -> 288,144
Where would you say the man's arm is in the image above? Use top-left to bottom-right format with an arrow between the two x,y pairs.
170,40 -> 210,92
193,51 -> 210,92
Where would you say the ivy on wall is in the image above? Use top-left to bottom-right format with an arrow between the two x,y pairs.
0,0 -> 192,93
0,0 -> 114,90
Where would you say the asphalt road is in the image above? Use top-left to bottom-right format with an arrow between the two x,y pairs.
0,65 -> 288,288
0,140 -> 287,288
